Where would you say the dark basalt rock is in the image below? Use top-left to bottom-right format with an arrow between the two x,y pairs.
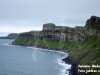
85,16 -> 100,30
62,57 -> 78,75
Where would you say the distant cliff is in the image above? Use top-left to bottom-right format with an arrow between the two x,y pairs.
12,24 -> 86,51
12,16 -> 100,75
0,33 -> 19,39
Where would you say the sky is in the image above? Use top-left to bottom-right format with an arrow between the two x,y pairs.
0,0 -> 100,36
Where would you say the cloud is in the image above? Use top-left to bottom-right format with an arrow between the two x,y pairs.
0,0 -> 100,36
0,25 -> 42,33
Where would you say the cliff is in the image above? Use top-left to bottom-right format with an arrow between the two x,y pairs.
0,33 -> 19,39
69,16 -> 100,75
12,23 -> 86,50
12,16 -> 100,75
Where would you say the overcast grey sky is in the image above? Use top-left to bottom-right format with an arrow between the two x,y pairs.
0,0 -> 100,36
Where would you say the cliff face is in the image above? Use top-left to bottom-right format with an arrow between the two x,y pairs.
42,23 -> 86,42
13,23 -> 86,46
12,23 -> 86,49
12,31 -> 41,46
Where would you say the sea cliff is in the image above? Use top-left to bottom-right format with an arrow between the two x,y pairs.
0,33 -> 19,39
12,16 -> 100,75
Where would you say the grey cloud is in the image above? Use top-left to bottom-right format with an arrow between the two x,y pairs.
0,0 -> 100,29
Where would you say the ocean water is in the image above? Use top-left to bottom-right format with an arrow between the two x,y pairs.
0,39 -> 71,75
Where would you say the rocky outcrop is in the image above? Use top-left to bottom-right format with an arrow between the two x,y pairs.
43,23 -> 56,31
85,16 -> 100,35
85,16 -> 100,29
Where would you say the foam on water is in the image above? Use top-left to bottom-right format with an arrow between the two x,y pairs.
3,44 -> 22,47
27,47 -> 68,55
57,58 -> 71,75
27,47 -> 71,75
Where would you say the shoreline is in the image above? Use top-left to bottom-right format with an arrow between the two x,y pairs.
5,41 -> 72,75
30,46 -> 78,75
62,57 -> 78,75
27,46 -> 73,75
11,43 -> 78,75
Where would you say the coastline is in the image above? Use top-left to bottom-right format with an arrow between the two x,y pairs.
28,46 -> 79,75
27,46 -> 73,75
11,43 -> 76,75
30,46 -> 78,75
3,39 -> 80,75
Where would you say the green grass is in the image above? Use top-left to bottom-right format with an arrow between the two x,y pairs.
33,38 -> 80,51
69,35 -> 100,65
12,37 -> 34,46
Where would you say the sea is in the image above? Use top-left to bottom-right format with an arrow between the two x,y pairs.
0,39 -> 71,75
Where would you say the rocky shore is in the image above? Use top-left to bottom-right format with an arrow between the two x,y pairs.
62,56 -> 78,75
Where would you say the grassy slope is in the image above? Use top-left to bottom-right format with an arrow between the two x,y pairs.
12,37 -> 34,46
69,35 -> 100,75
70,35 -> 100,65
34,39 -> 80,51
13,37 -> 80,50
